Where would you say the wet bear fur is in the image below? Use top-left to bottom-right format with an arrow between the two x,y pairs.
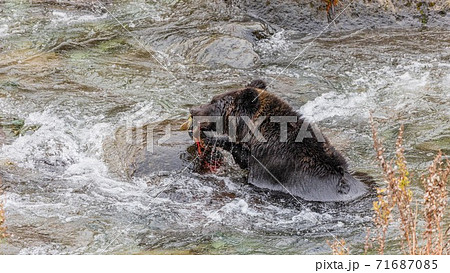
189,80 -> 367,202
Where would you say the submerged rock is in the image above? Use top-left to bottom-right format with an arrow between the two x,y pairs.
102,121 -> 196,178
195,36 -> 259,69
147,21 -> 269,69
211,21 -> 275,45
416,136 -> 450,154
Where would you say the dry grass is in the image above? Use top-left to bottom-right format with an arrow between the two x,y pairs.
421,151 -> 450,254
327,238 -> 350,255
0,176 -> 6,240
0,202 -> 5,240
330,116 -> 449,255
367,114 -> 450,255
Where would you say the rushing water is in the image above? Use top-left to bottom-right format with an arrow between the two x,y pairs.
0,1 -> 449,254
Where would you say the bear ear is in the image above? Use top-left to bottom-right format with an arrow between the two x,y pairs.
238,88 -> 260,112
246,79 -> 267,90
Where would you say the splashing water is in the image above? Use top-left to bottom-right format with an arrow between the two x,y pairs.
0,2 -> 448,254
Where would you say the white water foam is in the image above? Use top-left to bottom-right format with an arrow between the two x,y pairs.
1,111 -> 79,169
51,11 -> 108,25
299,91 -> 369,122
299,59 -> 441,123
0,109 -> 113,177
256,30 -> 292,56
0,24 -> 8,37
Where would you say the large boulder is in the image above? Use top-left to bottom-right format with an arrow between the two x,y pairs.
195,36 -> 260,69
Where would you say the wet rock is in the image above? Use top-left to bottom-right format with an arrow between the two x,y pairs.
138,16 -> 271,69
211,21 -> 275,44
103,121 -> 195,178
153,25 -> 265,68
159,33 -> 259,69
234,0 -> 450,32
195,36 -> 260,69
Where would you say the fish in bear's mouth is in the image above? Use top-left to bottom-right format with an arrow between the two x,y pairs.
180,115 -> 201,151
180,115 -> 222,172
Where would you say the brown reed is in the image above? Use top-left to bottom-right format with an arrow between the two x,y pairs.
0,176 -> 6,240
367,114 -> 449,255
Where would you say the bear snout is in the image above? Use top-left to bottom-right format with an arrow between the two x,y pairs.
190,105 -> 207,116
189,106 -> 200,116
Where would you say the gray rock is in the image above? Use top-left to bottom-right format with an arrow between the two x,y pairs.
210,21 -> 275,44
103,122 -> 195,178
157,21 -> 267,69
195,36 -> 260,69
234,0 -> 450,32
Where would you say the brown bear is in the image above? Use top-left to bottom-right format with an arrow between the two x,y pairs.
182,80 -> 368,202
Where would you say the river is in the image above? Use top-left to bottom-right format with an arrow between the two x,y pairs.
0,0 -> 449,254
